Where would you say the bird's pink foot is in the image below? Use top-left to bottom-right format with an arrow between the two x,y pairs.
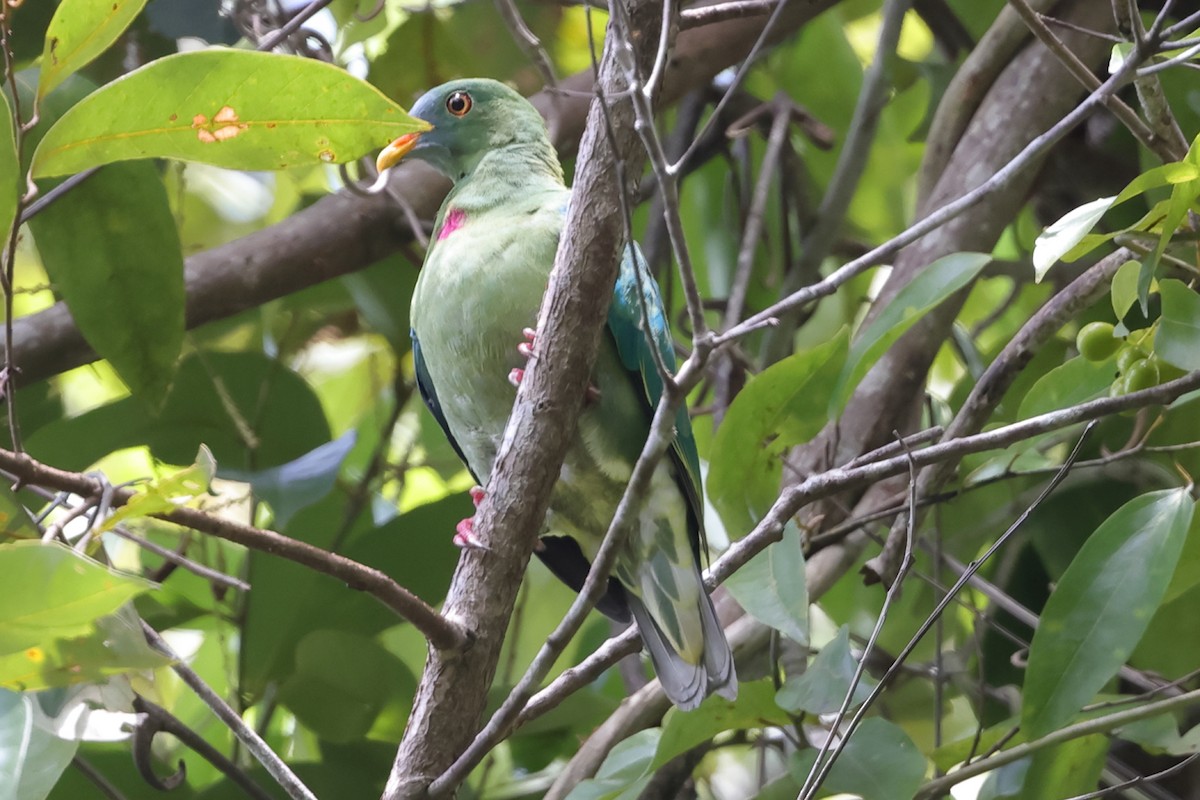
517,327 -> 537,360
453,517 -> 489,551
469,485 -> 486,506
511,329 -> 602,403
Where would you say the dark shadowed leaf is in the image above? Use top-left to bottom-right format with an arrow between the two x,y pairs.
28,161 -> 185,405
790,717 -> 926,800
776,626 -> 876,715
221,431 -> 356,527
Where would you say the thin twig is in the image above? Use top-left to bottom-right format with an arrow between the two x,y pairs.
140,624 -> 318,800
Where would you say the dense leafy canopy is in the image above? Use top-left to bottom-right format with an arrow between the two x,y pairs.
1,0 -> 1199,799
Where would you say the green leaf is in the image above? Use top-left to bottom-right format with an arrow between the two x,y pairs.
1017,355 -> 1115,420
1033,196 -> 1115,281
221,431 -> 356,527
0,481 -> 42,542
1156,279 -> 1200,371
27,351 -> 331,473
28,161 -> 185,405
1023,488 -> 1194,739
707,331 -> 846,535
1111,259 -> 1141,320
0,541 -> 155,656
653,680 -> 790,769
776,625 -> 876,715
1019,734 -> 1108,800
38,0 -> 151,100
0,689 -> 79,800
278,629 -> 415,743
0,93 -> 17,245
790,718 -> 926,800
100,445 -> 216,531
0,607 -> 168,691
32,49 -> 429,177
724,523 -> 808,643
564,728 -> 660,800
831,252 -> 991,413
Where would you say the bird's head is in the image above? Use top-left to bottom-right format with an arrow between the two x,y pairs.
376,78 -> 551,181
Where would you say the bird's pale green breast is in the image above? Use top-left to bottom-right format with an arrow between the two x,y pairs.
410,186 -> 565,478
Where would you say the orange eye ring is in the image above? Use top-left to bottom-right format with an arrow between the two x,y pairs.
446,91 -> 472,117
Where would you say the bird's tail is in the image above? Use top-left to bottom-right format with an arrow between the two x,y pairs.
628,585 -> 738,711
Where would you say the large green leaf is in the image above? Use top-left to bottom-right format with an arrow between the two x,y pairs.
1023,488 -> 1194,739
1156,279 -> 1200,371
1019,735 -> 1108,800
29,161 -> 185,405
32,49 -> 428,177
790,717 -> 926,800
776,625 -> 876,715
38,0 -> 151,100
831,252 -> 991,412
0,541 -> 155,656
1017,355 -> 1114,420
724,522 -> 808,643
707,331 -> 846,535
278,629 -> 415,743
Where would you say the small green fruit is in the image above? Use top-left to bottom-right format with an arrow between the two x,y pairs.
1077,322 -> 1120,362
1117,345 -> 1149,374
1124,359 -> 1159,393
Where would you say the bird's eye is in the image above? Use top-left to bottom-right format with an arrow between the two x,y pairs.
446,91 -> 472,117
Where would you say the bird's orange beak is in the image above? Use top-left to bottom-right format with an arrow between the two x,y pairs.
376,129 -> 427,173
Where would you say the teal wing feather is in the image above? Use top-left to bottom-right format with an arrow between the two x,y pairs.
606,244 -> 704,547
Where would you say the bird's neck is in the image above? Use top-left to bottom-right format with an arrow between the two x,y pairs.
448,142 -> 565,210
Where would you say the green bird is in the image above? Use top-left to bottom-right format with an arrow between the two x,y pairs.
377,78 -> 736,710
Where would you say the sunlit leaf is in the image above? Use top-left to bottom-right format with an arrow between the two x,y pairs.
1023,488 -> 1194,739
1033,196 -> 1115,281
32,49 -> 429,177
38,0 -> 151,100
0,608 -> 168,691
0,690 -> 79,799
100,445 -> 216,531
0,541 -> 155,656
724,523 -> 808,643
831,252 -> 991,412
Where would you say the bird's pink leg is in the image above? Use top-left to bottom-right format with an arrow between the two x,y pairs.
453,486 -> 490,550
511,327 -> 601,404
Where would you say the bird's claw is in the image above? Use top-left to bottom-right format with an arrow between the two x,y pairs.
469,485 -> 486,506
508,367 -> 525,388
453,517 -> 490,551
517,328 -> 537,360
